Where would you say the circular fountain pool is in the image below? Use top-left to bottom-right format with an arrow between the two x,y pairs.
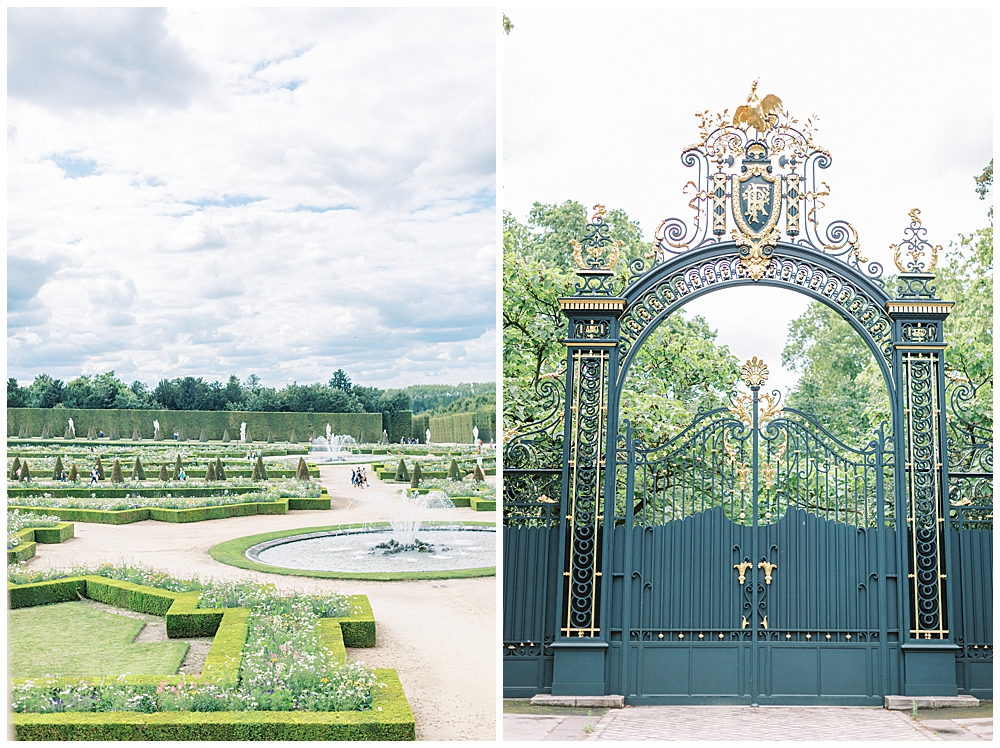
243,524 -> 496,575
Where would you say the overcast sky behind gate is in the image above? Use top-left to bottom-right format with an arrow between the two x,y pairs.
8,7 -> 496,389
504,7 -> 992,394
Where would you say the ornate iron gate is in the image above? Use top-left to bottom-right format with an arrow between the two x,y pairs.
502,85 -> 992,702
612,358 -> 896,703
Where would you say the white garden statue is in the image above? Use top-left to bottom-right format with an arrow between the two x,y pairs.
240,422 -> 247,442
67,418 -> 75,438
426,428 -> 431,445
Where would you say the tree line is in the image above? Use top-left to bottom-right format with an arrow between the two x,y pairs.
7,369 -> 497,416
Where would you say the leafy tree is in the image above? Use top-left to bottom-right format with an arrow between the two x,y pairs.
781,303 -> 890,445
7,378 -> 28,407
25,374 -> 64,408
504,201 -> 739,443
328,369 -> 352,391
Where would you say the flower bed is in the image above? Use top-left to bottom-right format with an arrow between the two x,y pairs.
7,568 -> 413,740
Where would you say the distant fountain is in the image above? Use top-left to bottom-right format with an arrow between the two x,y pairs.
308,425 -> 356,462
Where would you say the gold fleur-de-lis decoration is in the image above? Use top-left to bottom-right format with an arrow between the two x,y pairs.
741,356 -> 769,388
758,559 -> 777,585
734,560 -> 752,585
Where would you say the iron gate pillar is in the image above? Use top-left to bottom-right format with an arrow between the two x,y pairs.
552,209 -> 626,696
890,259 -> 959,696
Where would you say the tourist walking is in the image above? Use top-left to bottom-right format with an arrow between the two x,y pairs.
90,467 -> 99,485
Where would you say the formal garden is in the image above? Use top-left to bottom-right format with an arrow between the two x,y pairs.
7,413 -> 497,740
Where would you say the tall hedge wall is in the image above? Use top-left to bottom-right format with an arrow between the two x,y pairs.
7,408 -> 381,443
428,409 -> 495,444
382,410 -> 412,444
410,414 -> 430,442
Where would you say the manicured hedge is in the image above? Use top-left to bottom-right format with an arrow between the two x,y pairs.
7,408 -> 381,443
8,577 -> 414,740
11,669 -> 414,741
7,486 -> 260,499
8,540 -> 37,564
410,413 -> 430,442
6,522 -> 75,564
6,499 -> 298,525
32,523 -> 75,544
470,497 -> 496,511
381,410 -> 412,444
288,497 -> 332,510
428,409 -> 495,444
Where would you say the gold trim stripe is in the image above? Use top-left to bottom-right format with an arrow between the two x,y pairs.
566,341 -> 617,348
559,298 -> 627,311
894,344 -> 948,351
887,301 -> 955,315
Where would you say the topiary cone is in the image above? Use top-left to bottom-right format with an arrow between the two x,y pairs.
20,461 -> 31,481
222,428 -> 230,443
133,457 -> 146,481
68,464 -> 79,482
111,459 -> 124,483
199,428 -> 207,442
215,457 -> 226,481
88,426 -> 96,440
296,457 -> 310,480
64,424 -> 72,439
154,424 -> 162,441
110,427 -> 119,441
267,431 -> 274,444
288,429 -> 297,444
158,465 -> 169,482
473,464 -> 486,483
252,454 -> 267,481
10,456 -> 21,480
410,462 -> 423,488
172,455 -> 183,480
52,456 -> 64,480
205,461 -> 216,481
394,459 -> 410,482
448,459 -> 460,481
95,455 -> 105,480
132,426 -> 141,441
178,428 -> 186,442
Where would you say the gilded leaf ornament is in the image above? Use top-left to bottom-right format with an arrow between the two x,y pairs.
741,357 -> 769,388
891,208 -> 941,273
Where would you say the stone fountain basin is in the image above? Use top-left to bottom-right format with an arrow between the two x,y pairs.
246,524 -> 496,573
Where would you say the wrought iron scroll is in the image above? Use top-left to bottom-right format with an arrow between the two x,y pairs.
903,351 -> 948,640
563,348 -> 608,637
617,254 -> 893,377
946,377 -> 992,530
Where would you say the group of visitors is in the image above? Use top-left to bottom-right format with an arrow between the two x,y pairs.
245,449 -> 262,461
399,437 -> 422,445
351,467 -> 369,488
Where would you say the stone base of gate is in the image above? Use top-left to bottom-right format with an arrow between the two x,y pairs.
530,694 -> 625,708
885,695 -> 980,710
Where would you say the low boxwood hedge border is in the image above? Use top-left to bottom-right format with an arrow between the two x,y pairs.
209,521 -> 496,581
8,577 -> 412,740
6,522 -> 75,564
7,496 -> 329,525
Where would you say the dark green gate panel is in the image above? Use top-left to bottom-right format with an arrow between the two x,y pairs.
503,524 -> 560,697
950,516 -> 993,699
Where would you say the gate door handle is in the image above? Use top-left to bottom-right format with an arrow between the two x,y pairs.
734,560 -> 752,585
758,560 -> 777,584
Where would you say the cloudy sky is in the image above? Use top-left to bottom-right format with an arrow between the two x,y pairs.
8,8 -> 496,389
504,7 -> 992,394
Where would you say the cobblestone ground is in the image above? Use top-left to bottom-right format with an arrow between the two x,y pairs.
588,707 -> 935,741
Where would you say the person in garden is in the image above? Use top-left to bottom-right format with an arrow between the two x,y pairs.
90,467 -> 99,485
179,468 -> 186,481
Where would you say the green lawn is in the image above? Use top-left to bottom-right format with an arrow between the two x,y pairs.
9,602 -> 188,678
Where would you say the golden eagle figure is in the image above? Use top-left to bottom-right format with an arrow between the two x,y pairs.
732,80 -> 782,132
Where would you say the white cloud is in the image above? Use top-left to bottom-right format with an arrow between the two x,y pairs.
8,7 -> 496,389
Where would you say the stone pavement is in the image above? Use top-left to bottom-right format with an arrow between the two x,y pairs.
505,706 -> 954,741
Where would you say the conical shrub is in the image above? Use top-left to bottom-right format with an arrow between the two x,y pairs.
215,457 -> 226,481
111,459 -> 124,484
68,464 -> 79,482
251,454 -> 267,481
288,429 -> 297,444
410,462 -> 423,488
245,430 -> 252,444
295,457 -> 310,480
448,459 -> 460,481
88,426 -> 97,440
172,455 -> 183,481
133,457 -> 146,481
473,464 -> 486,483
132,426 -> 141,441
95,455 -> 105,480
394,459 -> 410,482
205,461 -> 216,481
222,428 -> 230,443
64,424 -> 73,439
178,428 -> 186,442
158,465 -> 169,482
359,430 -> 365,445
17,425 -> 25,438
200,428 -> 207,442
24,424 -> 32,438
154,424 -> 163,441
19,461 -> 31,481
110,427 -> 119,441
10,456 -> 22,480
41,425 -> 50,439
267,431 -> 274,444
52,456 -> 65,480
